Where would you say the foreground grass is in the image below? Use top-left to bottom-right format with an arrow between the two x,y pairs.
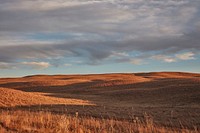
0,111 -> 199,133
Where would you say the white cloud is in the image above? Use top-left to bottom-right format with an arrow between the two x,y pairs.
111,51 -> 129,57
152,52 -> 196,63
176,52 -> 195,60
152,55 -> 176,63
64,63 -> 72,67
130,59 -> 144,65
0,0 -> 102,11
0,62 -> 16,69
163,58 -> 176,63
21,62 -> 50,69
0,61 -> 51,70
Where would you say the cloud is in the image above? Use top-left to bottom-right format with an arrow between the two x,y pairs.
152,55 -> 176,63
176,52 -> 195,60
111,51 -> 129,57
1,0 -> 199,35
0,0 -> 200,68
64,63 -> 72,67
152,52 -> 196,63
130,59 -> 144,65
0,61 -> 50,70
21,62 -> 50,69
0,62 -> 16,69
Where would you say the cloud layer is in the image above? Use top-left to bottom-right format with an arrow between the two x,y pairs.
0,0 -> 200,70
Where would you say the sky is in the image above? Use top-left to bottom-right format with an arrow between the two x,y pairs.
0,0 -> 200,77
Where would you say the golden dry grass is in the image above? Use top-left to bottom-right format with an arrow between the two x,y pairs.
0,110 -> 198,133
0,87 -> 93,107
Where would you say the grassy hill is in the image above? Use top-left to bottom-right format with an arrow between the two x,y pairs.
0,72 -> 200,132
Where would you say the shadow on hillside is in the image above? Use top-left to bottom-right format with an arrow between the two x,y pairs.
0,77 -> 200,106
0,77 -> 191,93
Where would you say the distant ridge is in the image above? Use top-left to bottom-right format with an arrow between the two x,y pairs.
21,71 -> 200,78
135,72 -> 200,78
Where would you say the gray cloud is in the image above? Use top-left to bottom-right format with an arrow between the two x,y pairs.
0,30 -> 199,65
0,0 -> 200,68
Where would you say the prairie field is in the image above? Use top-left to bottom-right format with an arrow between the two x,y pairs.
0,72 -> 200,132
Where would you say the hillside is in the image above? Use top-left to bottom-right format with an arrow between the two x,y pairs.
0,87 -> 92,107
0,72 -> 199,107
0,72 -> 200,128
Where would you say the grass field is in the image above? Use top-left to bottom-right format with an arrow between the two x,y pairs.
0,110 -> 198,133
0,72 -> 200,132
